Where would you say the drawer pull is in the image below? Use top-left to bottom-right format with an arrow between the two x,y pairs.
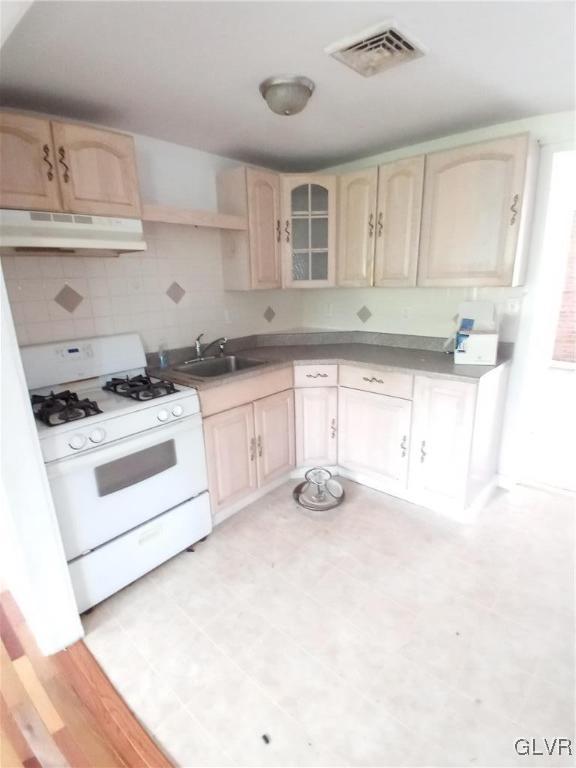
420,440 -> 427,463
42,144 -> 54,181
362,376 -> 384,385
510,193 -> 519,225
305,373 -> 328,379
330,418 -> 337,439
368,212 -> 374,238
377,211 -> 383,237
276,219 -> 281,243
58,146 -> 70,183
400,435 -> 407,458
284,219 -> 290,243
257,435 -> 263,457
249,437 -> 256,461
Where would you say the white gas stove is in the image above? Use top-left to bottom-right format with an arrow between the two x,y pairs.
22,333 -> 212,613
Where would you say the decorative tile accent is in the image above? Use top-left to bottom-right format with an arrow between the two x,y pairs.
357,305 -> 372,324
54,283 -> 84,314
166,281 -> 185,304
263,306 -> 276,323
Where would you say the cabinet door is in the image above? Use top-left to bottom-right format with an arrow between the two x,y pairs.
418,135 -> 529,286
254,389 -> 295,486
247,168 -> 282,289
0,113 -> 62,212
338,387 -> 411,486
281,174 -> 336,288
408,376 -> 476,503
337,169 -> 378,287
374,156 -> 424,287
295,387 -> 337,467
51,122 -> 141,217
203,404 -> 257,514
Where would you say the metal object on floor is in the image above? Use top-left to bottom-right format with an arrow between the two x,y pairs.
293,467 -> 345,511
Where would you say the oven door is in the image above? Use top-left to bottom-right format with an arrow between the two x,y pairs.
46,413 -> 208,561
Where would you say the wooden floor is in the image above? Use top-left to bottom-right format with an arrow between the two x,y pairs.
0,591 -> 172,768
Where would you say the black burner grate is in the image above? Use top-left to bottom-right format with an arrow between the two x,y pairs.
102,375 -> 178,401
31,390 -> 103,427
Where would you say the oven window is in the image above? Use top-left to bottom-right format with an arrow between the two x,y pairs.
95,440 -> 177,497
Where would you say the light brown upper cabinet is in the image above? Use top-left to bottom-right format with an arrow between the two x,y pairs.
281,174 -> 337,288
0,112 -> 142,218
337,169 -> 378,287
418,134 -> 534,287
0,113 -> 62,212
50,122 -> 141,218
374,156 -> 424,287
217,166 -> 282,290
337,157 -> 424,288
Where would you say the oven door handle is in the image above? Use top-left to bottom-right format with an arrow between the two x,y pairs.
46,412 -> 203,478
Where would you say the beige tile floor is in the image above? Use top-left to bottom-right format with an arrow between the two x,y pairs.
83,480 -> 575,767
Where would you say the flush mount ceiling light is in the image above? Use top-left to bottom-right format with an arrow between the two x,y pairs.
259,75 -> 315,116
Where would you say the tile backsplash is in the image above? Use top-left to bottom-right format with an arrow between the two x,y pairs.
1,223 -> 304,351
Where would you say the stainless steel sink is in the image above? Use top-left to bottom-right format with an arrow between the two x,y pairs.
173,355 -> 267,378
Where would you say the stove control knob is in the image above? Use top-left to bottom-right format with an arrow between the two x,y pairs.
89,428 -> 106,444
68,434 -> 86,450
157,409 -> 170,422
172,405 -> 183,417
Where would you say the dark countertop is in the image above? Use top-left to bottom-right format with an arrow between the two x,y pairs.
148,332 -> 511,391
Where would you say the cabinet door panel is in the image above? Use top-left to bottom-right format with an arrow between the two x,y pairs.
374,156 -> 424,287
254,389 -> 295,485
337,169 -> 377,287
52,122 -> 141,217
408,376 -> 476,502
247,168 -> 281,289
295,387 -> 337,467
338,388 -> 411,486
203,404 -> 257,514
0,113 -> 62,211
418,135 -> 529,286
281,174 -> 336,288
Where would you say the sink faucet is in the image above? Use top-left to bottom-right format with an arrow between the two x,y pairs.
183,334 -> 228,364
195,333 -> 204,358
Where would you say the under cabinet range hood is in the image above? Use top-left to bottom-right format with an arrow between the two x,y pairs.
0,209 -> 147,255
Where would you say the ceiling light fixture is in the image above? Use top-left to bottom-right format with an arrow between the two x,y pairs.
259,75 -> 315,116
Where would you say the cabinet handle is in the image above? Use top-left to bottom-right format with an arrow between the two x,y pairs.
400,434 -> 407,458
305,372 -> 328,379
362,376 -> 384,385
42,144 -> 54,181
276,219 -> 281,243
330,418 -> 337,439
257,435 -> 263,457
368,213 -> 374,238
58,146 -> 70,183
510,194 -> 519,225
249,437 -> 256,461
284,219 -> 290,243
377,211 -> 383,237
420,440 -> 427,463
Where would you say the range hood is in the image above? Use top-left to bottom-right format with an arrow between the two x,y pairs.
0,209 -> 147,255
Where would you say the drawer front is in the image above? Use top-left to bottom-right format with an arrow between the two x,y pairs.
199,367 -> 293,417
339,365 -> 413,399
294,364 -> 338,387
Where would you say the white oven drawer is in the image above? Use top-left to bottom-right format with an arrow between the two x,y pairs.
69,493 -> 212,613
47,414 -> 208,560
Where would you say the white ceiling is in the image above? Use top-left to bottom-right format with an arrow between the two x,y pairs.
1,1 -> 574,171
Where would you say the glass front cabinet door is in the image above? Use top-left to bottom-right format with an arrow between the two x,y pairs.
281,174 -> 337,288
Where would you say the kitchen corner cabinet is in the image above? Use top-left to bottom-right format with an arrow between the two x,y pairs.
295,386 -> 338,468
337,169 -> 378,287
253,389 -> 295,485
0,113 -> 62,212
0,112 -> 142,217
281,174 -> 337,288
418,134 -> 534,287
217,166 -> 282,290
338,386 -> 411,487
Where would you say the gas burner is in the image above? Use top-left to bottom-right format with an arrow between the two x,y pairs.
102,375 -> 178,401
31,390 -> 103,427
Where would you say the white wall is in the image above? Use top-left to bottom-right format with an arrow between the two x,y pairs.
0,267 -> 83,654
300,111 -> 575,341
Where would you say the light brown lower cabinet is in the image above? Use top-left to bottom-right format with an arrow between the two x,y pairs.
203,389 -> 295,517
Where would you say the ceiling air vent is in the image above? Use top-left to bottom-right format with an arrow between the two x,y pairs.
326,22 -> 425,77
